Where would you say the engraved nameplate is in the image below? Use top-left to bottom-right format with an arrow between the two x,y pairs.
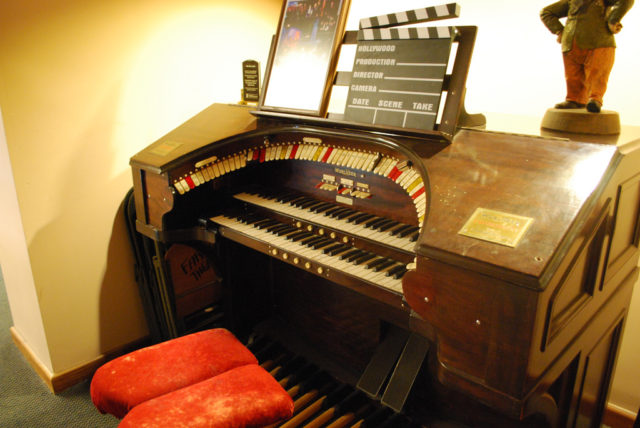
150,140 -> 182,157
459,208 -> 533,247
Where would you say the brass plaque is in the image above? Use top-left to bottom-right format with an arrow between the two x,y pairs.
150,140 -> 182,157
459,208 -> 533,247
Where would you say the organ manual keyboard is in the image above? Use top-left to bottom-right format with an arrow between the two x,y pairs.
127,3 -> 640,427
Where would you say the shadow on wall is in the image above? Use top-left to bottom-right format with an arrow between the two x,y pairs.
21,74 -> 150,372
99,194 -> 149,355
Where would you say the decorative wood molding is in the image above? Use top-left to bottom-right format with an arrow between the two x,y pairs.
603,403 -> 638,428
10,326 -> 148,394
10,327 -> 55,392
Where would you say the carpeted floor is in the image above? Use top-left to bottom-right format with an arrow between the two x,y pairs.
0,268 -> 119,427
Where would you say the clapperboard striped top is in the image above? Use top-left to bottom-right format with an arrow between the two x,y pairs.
358,26 -> 457,41
359,3 -> 461,30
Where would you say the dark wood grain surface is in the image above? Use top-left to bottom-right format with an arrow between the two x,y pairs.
421,129 -> 619,285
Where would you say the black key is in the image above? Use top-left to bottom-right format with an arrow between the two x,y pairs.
262,190 -> 284,201
409,231 -> 420,242
311,203 -> 334,213
386,264 -> 406,277
289,197 -> 310,207
320,243 -> 340,253
323,244 -> 347,255
343,212 -> 365,224
346,213 -> 368,224
328,207 -> 351,218
312,239 -> 334,250
291,197 -> 312,207
304,201 -> 326,211
338,249 -> 360,260
250,218 -> 272,227
391,266 -> 408,279
266,224 -> 288,233
352,253 -> 376,265
247,190 -> 265,199
324,207 -> 344,217
287,196 -> 309,207
304,237 -> 325,247
345,250 -> 366,262
353,213 -> 376,225
335,209 -> 356,220
389,224 -> 412,236
278,233 -> 298,242
364,216 -> 384,228
276,188 -> 294,197
373,260 -> 395,272
398,226 -> 420,238
365,258 -> 386,269
367,218 -> 390,229
300,235 -> 321,246
311,238 -> 334,249
255,219 -> 278,229
278,193 -> 302,203
275,226 -> 298,236
376,219 -> 398,231
286,231 -> 311,241
299,199 -> 321,209
238,213 -> 262,224
274,224 -> 299,234
296,232 -> 316,240
265,222 -> 286,230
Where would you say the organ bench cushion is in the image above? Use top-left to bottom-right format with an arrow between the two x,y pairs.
118,364 -> 295,428
90,328 -> 258,418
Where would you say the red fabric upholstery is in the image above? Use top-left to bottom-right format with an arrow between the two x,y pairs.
118,364 -> 294,428
91,328 -> 257,418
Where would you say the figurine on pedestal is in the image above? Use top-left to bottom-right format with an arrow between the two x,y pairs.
540,0 -> 634,114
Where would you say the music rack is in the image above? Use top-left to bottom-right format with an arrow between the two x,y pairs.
254,4 -> 478,142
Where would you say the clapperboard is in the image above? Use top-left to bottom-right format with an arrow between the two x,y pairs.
344,3 -> 460,131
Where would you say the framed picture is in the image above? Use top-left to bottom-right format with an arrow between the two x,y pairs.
260,0 -> 351,116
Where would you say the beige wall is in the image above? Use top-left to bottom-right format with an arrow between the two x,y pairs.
0,0 -> 282,374
0,0 -> 638,417
0,106 -> 52,370
344,1 -> 640,125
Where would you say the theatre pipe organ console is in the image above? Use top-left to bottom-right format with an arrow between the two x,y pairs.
130,103 -> 640,427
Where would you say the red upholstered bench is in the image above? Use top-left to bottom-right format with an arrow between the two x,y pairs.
91,328 -> 294,427
119,364 -> 294,427
91,328 -> 258,418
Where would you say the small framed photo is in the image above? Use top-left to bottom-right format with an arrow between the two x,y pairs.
260,0 -> 351,116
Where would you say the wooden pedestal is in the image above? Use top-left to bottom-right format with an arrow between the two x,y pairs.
541,108 -> 620,135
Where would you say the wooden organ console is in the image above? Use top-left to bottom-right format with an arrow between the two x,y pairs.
129,103 -> 640,427
127,7 -> 640,427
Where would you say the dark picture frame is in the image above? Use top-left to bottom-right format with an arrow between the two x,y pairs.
260,0 -> 351,116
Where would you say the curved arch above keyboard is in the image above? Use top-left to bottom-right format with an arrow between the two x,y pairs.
172,135 -> 428,226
